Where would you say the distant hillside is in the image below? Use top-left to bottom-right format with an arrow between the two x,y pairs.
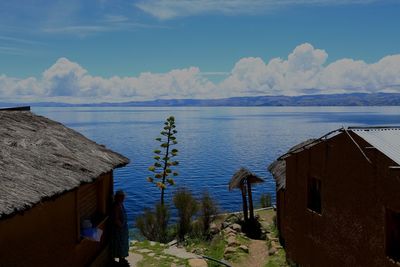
2,93 -> 400,107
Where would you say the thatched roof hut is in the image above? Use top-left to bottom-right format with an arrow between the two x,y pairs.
0,108 -> 129,219
229,167 -> 264,191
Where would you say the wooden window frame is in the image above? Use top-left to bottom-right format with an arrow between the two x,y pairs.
307,176 -> 322,214
75,175 -> 108,243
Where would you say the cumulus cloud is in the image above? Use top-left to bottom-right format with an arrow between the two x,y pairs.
221,43 -> 400,96
136,0 -> 379,20
1,43 -> 400,103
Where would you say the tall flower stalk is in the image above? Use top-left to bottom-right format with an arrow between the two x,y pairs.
147,116 -> 179,205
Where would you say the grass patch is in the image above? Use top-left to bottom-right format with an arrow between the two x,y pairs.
264,249 -> 287,267
205,234 -> 226,267
185,234 -> 226,267
263,214 -> 289,267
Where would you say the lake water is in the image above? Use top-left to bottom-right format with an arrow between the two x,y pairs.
33,106 -> 400,226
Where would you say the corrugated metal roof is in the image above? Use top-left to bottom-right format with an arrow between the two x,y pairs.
351,127 -> 400,166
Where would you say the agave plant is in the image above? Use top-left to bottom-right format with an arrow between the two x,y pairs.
147,116 -> 179,205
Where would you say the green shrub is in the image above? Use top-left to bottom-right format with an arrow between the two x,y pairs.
260,193 -> 272,208
173,188 -> 198,241
135,203 -> 171,243
199,190 -> 218,236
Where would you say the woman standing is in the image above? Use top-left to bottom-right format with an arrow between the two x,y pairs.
111,190 -> 129,265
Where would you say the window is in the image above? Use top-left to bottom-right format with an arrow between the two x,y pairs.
307,177 -> 322,214
76,176 -> 109,242
386,208 -> 400,262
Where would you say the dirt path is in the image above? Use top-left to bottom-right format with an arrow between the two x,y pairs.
232,239 -> 269,267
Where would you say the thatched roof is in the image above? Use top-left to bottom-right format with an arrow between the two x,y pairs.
268,139 -> 317,190
229,167 -> 264,191
0,109 -> 129,219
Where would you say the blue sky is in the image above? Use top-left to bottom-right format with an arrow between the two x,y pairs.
1,0 -> 400,102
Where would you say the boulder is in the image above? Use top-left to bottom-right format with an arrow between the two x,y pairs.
224,246 -> 236,255
268,247 -> 277,255
238,245 -> 249,253
137,248 -> 152,253
209,223 -> 220,235
168,239 -> 178,247
231,223 -> 242,232
222,221 -> 231,229
227,236 -> 239,247
188,259 -> 208,267
223,227 -> 236,235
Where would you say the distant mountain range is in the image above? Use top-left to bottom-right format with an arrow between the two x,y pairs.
2,93 -> 400,107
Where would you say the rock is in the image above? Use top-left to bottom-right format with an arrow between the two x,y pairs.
224,246 -> 236,255
188,258 -> 208,267
191,248 -> 204,254
130,240 -> 138,245
223,227 -> 236,235
137,248 -> 152,253
238,245 -> 249,253
209,223 -> 220,234
271,241 -> 277,248
160,255 -> 167,259
268,247 -> 277,255
163,246 -> 197,259
227,236 -> 239,247
225,231 -> 236,238
150,241 -> 156,246
222,221 -> 231,228
168,239 -> 178,247
126,252 -> 143,267
231,223 -> 241,232
148,252 -> 155,257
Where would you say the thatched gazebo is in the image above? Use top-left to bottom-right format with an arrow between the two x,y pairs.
229,168 -> 264,222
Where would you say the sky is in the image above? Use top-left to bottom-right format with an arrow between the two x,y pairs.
1,0 -> 400,103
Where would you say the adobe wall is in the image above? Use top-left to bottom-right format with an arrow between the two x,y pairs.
283,133 -> 400,267
0,172 -> 113,267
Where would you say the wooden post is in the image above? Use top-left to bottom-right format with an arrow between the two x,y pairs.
240,184 -> 249,222
247,179 -> 254,221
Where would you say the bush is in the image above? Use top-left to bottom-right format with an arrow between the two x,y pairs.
260,193 -> 272,208
135,203 -> 171,243
199,190 -> 218,236
173,188 -> 198,241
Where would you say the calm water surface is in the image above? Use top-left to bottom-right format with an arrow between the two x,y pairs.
34,106 -> 400,226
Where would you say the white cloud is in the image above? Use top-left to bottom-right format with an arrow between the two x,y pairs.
136,0 -> 379,20
1,43 -> 400,103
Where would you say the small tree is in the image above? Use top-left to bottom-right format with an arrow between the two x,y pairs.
135,203 -> 171,243
147,116 -> 179,205
260,193 -> 272,208
199,190 -> 218,236
173,188 -> 198,241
